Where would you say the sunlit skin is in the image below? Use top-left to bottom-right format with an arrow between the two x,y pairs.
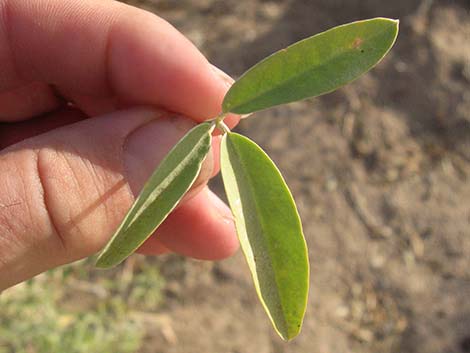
0,0 -> 240,290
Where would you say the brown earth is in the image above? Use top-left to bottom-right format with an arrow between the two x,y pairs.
123,1 -> 470,352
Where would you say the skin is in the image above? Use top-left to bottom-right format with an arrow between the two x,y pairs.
0,0 -> 240,291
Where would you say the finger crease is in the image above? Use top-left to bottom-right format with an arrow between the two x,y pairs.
35,151 -> 67,253
0,0 -> 21,84
103,18 -> 118,98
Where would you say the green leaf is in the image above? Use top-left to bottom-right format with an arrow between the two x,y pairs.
220,132 -> 309,341
223,17 -> 399,114
96,123 -> 213,268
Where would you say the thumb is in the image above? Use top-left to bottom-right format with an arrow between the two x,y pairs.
0,108 -> 236,290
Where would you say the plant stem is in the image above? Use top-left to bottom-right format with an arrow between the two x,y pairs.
217,121 -> 230,134
214,112 -> 227,124
211,113 -> 230,134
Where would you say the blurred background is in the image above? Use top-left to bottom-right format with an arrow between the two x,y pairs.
1,0 -> 469,352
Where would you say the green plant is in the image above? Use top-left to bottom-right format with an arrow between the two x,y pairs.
96,18 -> 399,341
0,259 -> 150,353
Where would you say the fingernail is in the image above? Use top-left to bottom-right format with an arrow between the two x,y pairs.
209,64 -> 245,130
123,115 -> 196,196
205,188 -> 233,223
210,64 -> 234,90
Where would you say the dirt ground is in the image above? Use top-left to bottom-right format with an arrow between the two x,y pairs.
123,1 -> 470,352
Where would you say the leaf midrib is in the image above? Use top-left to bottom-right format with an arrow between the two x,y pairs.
127,131 -> 209,228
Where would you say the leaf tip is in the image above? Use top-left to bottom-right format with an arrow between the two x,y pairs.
371,17 -> 400,33
277,323 -> 303,342
94,257 -> 109,269
383,17 -> 400,33
390,18 -> 400,30
394,19 -> 400,34
94,252 -> 118,269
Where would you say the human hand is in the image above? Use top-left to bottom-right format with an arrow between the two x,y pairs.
0,0 -> 239,291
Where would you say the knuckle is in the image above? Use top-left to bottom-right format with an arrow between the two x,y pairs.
36,146 -> 89,255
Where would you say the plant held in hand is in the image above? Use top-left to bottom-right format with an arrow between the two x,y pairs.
96,18 -> 399,341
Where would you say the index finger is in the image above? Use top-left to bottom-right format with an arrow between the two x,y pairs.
0,0 -> 228,120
